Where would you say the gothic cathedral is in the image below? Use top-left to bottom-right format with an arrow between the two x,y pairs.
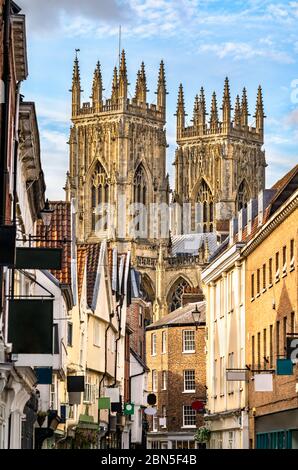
66,51 -> 266,320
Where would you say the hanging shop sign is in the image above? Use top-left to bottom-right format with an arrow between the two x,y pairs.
67,375 -> 85,392
147,393 -> 157,405
253,373 -> 273,392
276,358 -> 293,376
34,367 -> 53,384
98,397 -> 111,410
286,337 -> 298,363
226,369 -> 247,381
8,299 -> 53,354
68,392 -> 81,406
144,407 -> 157,416
191,400 -> 205,411
111,402 -> 122,413
15,247 -> 62,270
0,225 -> 16,267
123,403 -> 134,416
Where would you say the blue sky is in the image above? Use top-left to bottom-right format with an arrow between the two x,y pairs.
19,0 -> 298,199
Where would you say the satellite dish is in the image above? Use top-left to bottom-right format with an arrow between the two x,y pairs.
144,407 -> 157,416
147,393 -> 157,405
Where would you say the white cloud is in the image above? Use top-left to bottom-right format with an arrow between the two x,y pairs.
197,41 -> 294,63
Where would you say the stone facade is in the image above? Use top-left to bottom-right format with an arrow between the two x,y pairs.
174,80 -> 266,237
66,52 -> 266,321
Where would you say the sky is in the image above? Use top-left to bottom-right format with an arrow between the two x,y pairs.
18,0 -> 298,200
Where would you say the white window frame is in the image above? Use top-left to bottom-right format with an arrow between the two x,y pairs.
182,330 -> 195,353
183,370 -> 195,393
152,416 -> 158,432
151,333 -> 157,356
182,405 -> 196,428
83,375 -> 92,404
93,320 -> 100,347
162,331 -> 167,354
152,370 -> 157,392
162,371 -> 167,390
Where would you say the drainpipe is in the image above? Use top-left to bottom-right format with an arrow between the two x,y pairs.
0,0 -> 12,337
98,312 -> 114,415
112,299 -> 123,387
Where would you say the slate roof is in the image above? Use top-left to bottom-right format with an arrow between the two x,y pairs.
171,232 -> 217,256
146,301 -> 206,330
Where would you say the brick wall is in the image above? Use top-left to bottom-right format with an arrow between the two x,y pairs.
146,324 -> 206,433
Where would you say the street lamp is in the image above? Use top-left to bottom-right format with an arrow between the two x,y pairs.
192,304 -> 202,330
40,199 -> 54,227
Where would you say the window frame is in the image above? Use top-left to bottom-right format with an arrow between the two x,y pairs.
182,330 -> 195,354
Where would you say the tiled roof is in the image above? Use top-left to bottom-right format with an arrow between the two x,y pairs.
77,243 -> 101,308
77,246 -> 87,302
147,301 -> 206,329
36,201 -> 71,285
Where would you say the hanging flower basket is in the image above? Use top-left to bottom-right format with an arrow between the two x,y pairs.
75,428 -> 98,448
194,426 -> 211,443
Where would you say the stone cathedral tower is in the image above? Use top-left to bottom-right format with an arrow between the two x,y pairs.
66,52 -> 267,321
173,78 -> 267,239
66,51 -> 169,250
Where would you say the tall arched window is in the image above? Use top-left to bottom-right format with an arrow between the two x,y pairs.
168,278 -> 191,312
134,164 -> 147,205
91,162 -> 109,231
197,179 -> 214,233
237,180 -> 250,211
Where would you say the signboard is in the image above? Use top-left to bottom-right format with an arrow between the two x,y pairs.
0,225 -> 16,267
98,397 -> 111,410
124,403 -> 134,416
226,370 -> 247,381
67,375 -> 85,392
34,367 -> 53,384
8,299 -> 53,354
16,247 -> 62,270
68,392 -> 81,405
147,393 -> 157,405
276,358 -> 293,376
286,337 -> 298,363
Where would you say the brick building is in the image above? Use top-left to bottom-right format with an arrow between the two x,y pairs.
243,165 -> 298,449
145,302 -> 206,449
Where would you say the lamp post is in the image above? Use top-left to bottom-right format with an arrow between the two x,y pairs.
40,199 -> 54,227
192,304 -> 202,330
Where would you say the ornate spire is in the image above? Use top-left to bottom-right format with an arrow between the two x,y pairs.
119,49 -> 128,101
222,77 -> 231,132
134,69 -> 141,100
138,62 -> 148,103
71,51 -> 81,117
210,91 -> 219,133
255,85 -> 265,136
92,61 -> 103,112
193,94 -> 200,127
111,66 -> 118,104
241,87 -> 249,127
157,60 -> 167,116
176,83 -> 186,135
233,94 -> 241,128
198,87 -> 206,132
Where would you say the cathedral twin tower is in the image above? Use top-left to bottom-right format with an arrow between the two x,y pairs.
66,49 -> 267,315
